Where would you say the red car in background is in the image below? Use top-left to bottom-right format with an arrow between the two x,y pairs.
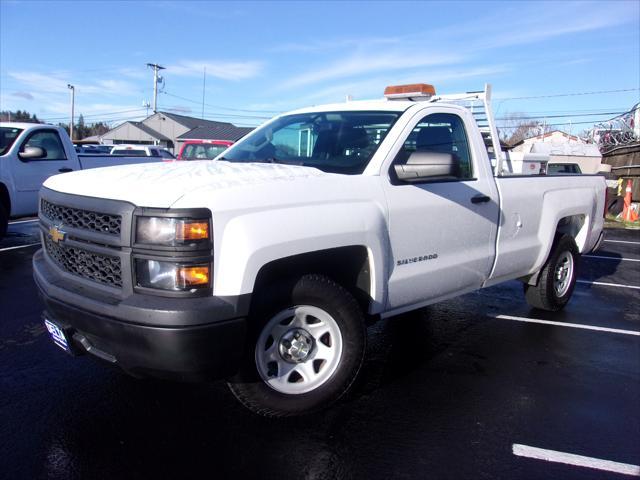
176,140 -> 234,160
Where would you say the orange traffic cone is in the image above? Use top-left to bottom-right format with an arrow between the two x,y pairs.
622,179 -> 639,222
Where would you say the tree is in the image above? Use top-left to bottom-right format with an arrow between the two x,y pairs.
76,114 -> 86,140
0,110 -> 41,123
57,122 -> 70,136
498,112 -> 550,146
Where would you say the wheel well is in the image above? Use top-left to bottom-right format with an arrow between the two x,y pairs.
253,246 -> 372,312
0,183 -> 10,215
555,214 -> 586,250
523,216 -> 585,286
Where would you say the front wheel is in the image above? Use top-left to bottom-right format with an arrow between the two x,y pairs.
228,274 -> 366,417
524,234 -> 580,311
0,203 -> 8,240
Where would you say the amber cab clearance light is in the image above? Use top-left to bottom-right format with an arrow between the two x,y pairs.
384,83 -> 436,99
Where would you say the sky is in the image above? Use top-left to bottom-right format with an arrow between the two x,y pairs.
0,0 -> 639,134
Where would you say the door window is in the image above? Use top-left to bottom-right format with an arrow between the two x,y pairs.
396,113 -> 473,179
20,130 -> 68,161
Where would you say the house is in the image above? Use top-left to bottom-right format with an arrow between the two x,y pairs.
511,130 -> 585,148
96,112 -> 254,153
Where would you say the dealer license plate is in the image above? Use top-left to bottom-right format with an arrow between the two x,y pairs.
44,318 -> 71,353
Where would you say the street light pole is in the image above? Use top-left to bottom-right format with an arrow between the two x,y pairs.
67,84 -> 75,141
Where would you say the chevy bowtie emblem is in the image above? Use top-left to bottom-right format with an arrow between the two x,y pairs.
49,225 -> 66,244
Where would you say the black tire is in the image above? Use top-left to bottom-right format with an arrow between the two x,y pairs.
0,203 -> 8,240
524,234 -> 580,311
228,274 -> 366,417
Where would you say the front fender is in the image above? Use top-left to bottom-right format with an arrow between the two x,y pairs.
213,201 -> 389,313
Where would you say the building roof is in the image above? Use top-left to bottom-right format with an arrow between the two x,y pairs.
101,120 -> 170,141
132,121 -> 170,140
177,124 -> 254,142
157,111 -> 235,131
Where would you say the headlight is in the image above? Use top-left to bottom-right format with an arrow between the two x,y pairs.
135,259 -> 210,291
136,217 -> 209,246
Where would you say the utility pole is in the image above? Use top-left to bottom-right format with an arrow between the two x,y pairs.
146,63 -> 165,113
67,84 -> 75,141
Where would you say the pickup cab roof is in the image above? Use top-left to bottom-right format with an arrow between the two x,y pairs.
0,122 -> 49,130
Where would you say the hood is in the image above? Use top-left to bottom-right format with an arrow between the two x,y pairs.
43,160 -> 327,208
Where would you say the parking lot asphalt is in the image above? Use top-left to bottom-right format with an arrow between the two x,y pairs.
1,219 -> 638,480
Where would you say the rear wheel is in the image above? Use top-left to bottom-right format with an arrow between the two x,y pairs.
524,234 -> 580,311
228,274 -> 366,417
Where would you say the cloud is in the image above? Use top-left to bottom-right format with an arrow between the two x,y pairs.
12,91 -> 34,100
271,64 -> 512,110
279,51 -> 464,90
8,71 -> 138,96
462,2 -> 635,51
167,60 -> 263,80
165,106 -> 192,114
8,72 -> 70,93
270,36 -> 402,53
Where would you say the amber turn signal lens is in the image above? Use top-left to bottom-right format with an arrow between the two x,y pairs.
178,265 -> 210,287
177,221 -> 209,241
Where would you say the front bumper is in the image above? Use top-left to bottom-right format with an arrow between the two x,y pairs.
34,249 -> 248,381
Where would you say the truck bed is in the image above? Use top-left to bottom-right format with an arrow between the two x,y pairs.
487,174 -> 606,286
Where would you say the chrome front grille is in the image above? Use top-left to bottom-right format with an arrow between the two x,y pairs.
41,199 -> 122,235
44,236 -> 123,288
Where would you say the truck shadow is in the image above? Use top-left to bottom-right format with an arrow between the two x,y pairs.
578,250 -> 623,285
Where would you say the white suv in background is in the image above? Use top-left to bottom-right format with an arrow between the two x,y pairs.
110,145 -> 174,159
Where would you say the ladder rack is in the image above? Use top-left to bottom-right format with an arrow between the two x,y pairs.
429,84 -> 505,175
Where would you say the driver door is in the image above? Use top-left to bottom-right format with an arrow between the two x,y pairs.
383,110 -> 500,311
12,129 -> 74,215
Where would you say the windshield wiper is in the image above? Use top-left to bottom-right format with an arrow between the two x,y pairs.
258,157 -> 306,166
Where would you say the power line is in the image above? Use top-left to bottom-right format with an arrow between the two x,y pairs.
498,88 -> 640,101
39,108 -> 148,122
162,91 -> 281,114
496,120 -> 614,128
160,102 -> 271,120
495,111 -> 625,121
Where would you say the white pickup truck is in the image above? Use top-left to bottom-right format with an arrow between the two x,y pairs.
33,84 -> 606,417
0,123 -> 160,238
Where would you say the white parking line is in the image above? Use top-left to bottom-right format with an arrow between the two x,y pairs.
494,314 -> 640,336
512,444 -> 640,477
8,219 -> 38,225
605,239 -> 640,245
585,255 -> 640,262
0,243 -> 40,252
577,280 -> 640,290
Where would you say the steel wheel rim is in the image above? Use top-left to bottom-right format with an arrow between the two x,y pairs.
554,251 -> 574,297
255,305 -> 343,395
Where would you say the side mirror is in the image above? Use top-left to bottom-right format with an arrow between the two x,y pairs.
394,151 -> 457,182
18,146 -> 46,160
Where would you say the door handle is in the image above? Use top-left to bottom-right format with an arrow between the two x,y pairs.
471,194 -> 491,204
58,168 -> 73,173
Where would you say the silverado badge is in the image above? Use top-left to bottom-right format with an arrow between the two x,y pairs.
49,225 -> 66,244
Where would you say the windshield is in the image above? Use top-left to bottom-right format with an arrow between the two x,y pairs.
182,143 -> 228,160
222,111 -> 400,174
0,127 -> 24,156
